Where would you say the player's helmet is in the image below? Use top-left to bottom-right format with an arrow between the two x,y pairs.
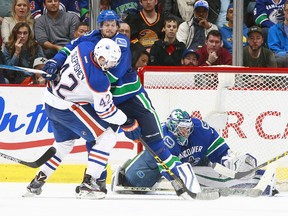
166,109 -> 193,146
97,10 -> 121,28
94,38 -> 121,71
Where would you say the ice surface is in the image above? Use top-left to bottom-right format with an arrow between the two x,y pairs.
0,183 -> 287,216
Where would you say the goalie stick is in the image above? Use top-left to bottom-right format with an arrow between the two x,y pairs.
212,151 -> 288,179
0,147 -> 56,168
0,64 -> 46,74
113,184 -> 263,197
138,137 -> 220,200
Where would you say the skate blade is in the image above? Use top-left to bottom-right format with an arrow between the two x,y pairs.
22,191 -> 38,198
75,190 -> 106,200
195,191 -> 221,200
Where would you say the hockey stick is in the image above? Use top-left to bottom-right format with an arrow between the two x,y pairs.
138,137 -> 220,200
113,180 -> 265,197
212,151 -> 288,179
0,64 -> 46,74
0,147 -> 56,168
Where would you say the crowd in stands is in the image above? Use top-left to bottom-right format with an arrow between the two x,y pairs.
0,0 -> 288,85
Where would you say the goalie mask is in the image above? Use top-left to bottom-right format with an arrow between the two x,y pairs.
166,109 -> 194,146
94,38 -> 121,71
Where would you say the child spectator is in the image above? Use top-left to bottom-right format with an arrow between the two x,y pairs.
20,57 -> 47,85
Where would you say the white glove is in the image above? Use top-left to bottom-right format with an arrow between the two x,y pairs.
221,150 -> 257,176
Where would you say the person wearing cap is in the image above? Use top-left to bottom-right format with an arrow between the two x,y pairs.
149,16 -> 185,66
181,48 -> 199,66
220,3 -> 248,54
267,0 -> 288,68
20,57 -> 47,85
176,0 -> 218,50
244,25 -> 277,68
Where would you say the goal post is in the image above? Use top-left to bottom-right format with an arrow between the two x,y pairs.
139,66 -> 288,191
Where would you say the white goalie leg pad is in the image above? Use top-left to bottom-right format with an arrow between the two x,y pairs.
86,127 -> 117,179
177,163 -> 201,193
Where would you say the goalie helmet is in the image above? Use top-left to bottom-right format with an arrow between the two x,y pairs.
97,10 -> 121,28
166,109 -> 194,146
94,38 -> 121,71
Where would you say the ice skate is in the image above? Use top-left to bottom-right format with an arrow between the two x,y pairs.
75,174 -> 106,199
23,171 -> 47,197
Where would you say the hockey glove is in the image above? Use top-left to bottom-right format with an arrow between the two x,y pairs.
221,150 -> 257,178
42,59 -> 59,81
121,119 -> 141,141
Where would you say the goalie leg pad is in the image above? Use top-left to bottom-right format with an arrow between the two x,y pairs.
177,163 -> 201,193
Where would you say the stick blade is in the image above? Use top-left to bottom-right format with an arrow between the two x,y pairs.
21,147 -> 56,168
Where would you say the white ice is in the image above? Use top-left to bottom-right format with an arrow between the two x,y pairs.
0,183 -> 287,216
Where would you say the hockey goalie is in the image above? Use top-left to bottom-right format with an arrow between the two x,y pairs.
111,109 -> 279,197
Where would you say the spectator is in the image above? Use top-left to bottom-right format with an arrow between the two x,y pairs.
125,0 -> 164,53
181,48 -> 199,66
20,56 -> 47,85
267,0 -> 288,68
1,0 -> 34,48
111,0 -> 141,20
176,0 -> 218,50
254,0 -> 285,43
29,0 -> 80,19
34,0 -> 79,59
3,22 -> 45,84
196,29 -> 232,66
215,0 -> 231,29
77,0 -> 89,23
158,0 -> 195,23
220,3 -> 249,54
149,16 -> 185,66
206,0 -> 221,25
237,26 -> 278,88
118,21 -> 147,70
0,50 -> 6,84
132,47 -> 150,70
0,0 -> 13,26
74,21 -> 90,38
244,25 -> 277,67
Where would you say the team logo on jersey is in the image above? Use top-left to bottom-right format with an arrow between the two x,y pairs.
115,38 -> 127,47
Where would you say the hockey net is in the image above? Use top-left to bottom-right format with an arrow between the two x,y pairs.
139,66 -> 288,192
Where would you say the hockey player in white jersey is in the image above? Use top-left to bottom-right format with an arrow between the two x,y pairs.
23,38 -> 141,199
112,109 -> 278,196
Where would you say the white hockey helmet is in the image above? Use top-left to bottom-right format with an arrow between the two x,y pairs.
94,38 -> 121,71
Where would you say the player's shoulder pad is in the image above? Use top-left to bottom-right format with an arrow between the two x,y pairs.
114,33 -> 129,48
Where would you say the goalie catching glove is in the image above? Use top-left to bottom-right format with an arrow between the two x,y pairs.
121,119 -> 141,141
221,150 -> 257,178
